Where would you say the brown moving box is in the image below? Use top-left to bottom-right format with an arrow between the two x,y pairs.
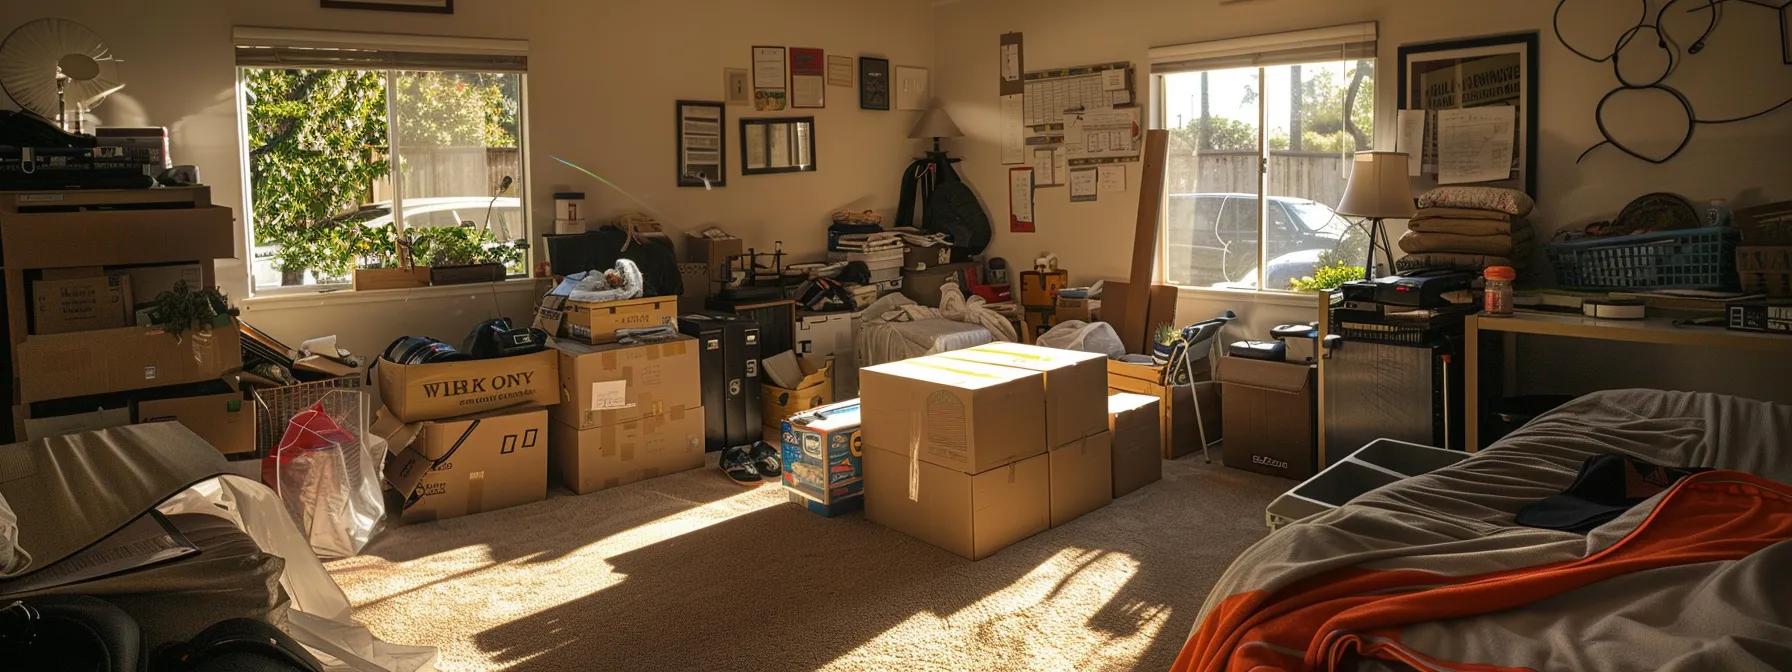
935,342 -> 1107,450
563,295 -> 680,345
1107,360 -> 1221,458
904,244 -> 952,270
33,272 -> 131,335
1216,357 -> 1317,480
137,392 -> 257,455
762,357 -> 832,427
687,236 -> 745,281
123,263 -> 204,308
860,356 -> 1046,474
1108,393 -> 1162,498
22,408 -> 131,441
380,407 -> 548,524
549,407 -> 705,495
1049,431 -> 1113,527
1055,297 -> 1099,323
17,324 -> 242,403
863,446 -> 1049,560
550,337 -> 701,430
377,348 -> 558,424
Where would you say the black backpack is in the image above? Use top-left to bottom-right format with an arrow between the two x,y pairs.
0,597 -> 324,672
896,159 -> 990,257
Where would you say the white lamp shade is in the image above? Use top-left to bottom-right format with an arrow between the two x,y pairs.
1336,151 -> 1415,219
908,107 -> 963,139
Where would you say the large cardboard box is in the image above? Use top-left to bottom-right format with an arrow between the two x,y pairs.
860,356 -> 1046,474
1107,360 -> 1221,458
762,357 -> 832,428
550,337 -> 700,430
562,295 -> 679,345
33,272 -> 130,335
380,407 -> 549,524
935,342 -> 1107,450
1049,431 -> 1113,527
1108,393 -> 1162,498
22,408 -> 131,441
122,263 -> 204,309
377,348 -> 558,424
17,324 -> 242,403
686,236 -> 745,281
549,408 -> 705,495
863,446 -> 1049,560
138,392 -> 257,455
1217,357 -> 1317,480
780,399 -> 864,517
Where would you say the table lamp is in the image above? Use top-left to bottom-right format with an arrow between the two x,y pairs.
1335,151 -> 1416,281
908,105 -> 963,156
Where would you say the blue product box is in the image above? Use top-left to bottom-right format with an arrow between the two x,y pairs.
780,399 -> 863,517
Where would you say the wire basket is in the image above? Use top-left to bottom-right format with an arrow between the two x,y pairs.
1544,226 -> 1738,291
252,377 -> 363,457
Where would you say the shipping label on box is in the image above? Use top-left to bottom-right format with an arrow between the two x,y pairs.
377,348 -> 558,424
33,273 -> 130,335
780,400 -> 863,510
550,337 -> 701,430
860,356 -> 1046,475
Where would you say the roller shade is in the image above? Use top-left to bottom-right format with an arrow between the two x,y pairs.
1150,22 -> 1376,73
233,27 -> 527,72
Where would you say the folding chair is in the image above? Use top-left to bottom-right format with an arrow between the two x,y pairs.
1164,312 -> 1233,463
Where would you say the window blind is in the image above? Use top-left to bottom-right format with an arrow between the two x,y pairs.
233,27 -> 528,72
1149,22 -> 1377,73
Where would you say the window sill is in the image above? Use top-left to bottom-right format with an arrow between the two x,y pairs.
1170,284 -> 1321,310
240,277 -> 544,312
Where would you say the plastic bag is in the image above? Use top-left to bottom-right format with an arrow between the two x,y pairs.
261,391 -> 384,560
1036,320 -> 1125,359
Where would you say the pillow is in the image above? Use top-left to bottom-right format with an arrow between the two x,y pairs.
1417,187 -> 1535,216
0,491 -> 27,577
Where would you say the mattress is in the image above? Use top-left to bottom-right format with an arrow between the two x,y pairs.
856,318 -> 993,368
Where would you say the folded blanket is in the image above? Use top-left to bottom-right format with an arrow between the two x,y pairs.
1399,224 -> 1536,256
1418,186 -> 1535,216
1396,252 -> 1518,273
1411,206 -> 1515,222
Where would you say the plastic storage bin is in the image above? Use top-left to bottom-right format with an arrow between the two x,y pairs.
1264,438 -> 1469,530
1544,225 -> 1738,290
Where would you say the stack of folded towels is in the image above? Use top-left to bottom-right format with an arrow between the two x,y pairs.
1396,186 -> 1537,273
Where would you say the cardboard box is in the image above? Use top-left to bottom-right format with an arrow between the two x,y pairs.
1101,281 -> 1180,355
137,392 -> 257,455
860,356 -> 1047,475
863,446 -> 1049,560
904,244 -> 953,270
1055,297 -> 1099,324
1108,393 -> 1162,498
762,357 -> 832,426
901,262 -> 977,306
1107,360 -> 1221,458
563,295 -> 680,345
1022,310 -> 1051,345
686,236 -> 744,281
935,342 -> 1107,450
549,408 -> 705,495
1217,357 -> 1317,480
380,407 -> 549,524
33,273 -> 130,335
1049,431 -> 1113,527
17,323 -> 242,403
376,348 -> 558,424
124,263 -> 205,307
22,408 -> 131,441
796,311 -> 856,397
780,399 -> 864,517
549,337 -> 700,430
1018,270 -> 1067,308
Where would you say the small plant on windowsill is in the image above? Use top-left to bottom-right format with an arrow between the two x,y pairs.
146,281 -> 237,342
1288,251 -> 1367,293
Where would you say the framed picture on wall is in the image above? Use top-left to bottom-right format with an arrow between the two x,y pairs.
321,0 -> 453,13
860,57 -> 890,111
741,117 -> 817,175
677,101 -> 726,188
1397,32 -> 1540,198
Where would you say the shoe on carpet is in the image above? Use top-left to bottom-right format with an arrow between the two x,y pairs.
749,441 -> 781,478
721,446 -> 761,485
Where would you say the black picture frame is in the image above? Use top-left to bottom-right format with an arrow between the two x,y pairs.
321,0 -> 453,13
1397,32 -> 1540,198
740,117 -> 817,175
676,100 -> 727,188
859,57 -> 890,111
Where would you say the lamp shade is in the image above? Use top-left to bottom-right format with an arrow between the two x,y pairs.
908,107 -> 963,139
1336,151 -> 1416,220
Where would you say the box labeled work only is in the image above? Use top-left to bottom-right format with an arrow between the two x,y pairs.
379,406 -> 548,524
377,348 -> 558,424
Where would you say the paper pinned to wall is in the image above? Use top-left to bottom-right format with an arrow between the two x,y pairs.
1069,167 -> 1098,202
1064,108 -> 1141,165
1437,106 -> 1516,184
1002,44 -> 1021,82
1009,167 -> 1036,232
1000,94 -> 1026,165
1097,165 -> 1125,193
1396,110 -> 1426,177
1030,148 -> 1059,186
1101,69 -> 1126,91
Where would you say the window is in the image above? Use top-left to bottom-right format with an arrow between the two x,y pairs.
1151,24 -> 1377,292
234,29 -> 529,292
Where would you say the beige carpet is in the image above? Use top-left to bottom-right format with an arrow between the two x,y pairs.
327,450 -> 1286,671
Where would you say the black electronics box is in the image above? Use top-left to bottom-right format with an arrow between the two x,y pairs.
1728,299 -> 1791,335
678,313 -> 762,451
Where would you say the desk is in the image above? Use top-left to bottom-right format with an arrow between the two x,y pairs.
1464,311 -> 1792,451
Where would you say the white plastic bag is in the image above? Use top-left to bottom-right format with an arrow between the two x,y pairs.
1036,320 -> 1125,359
264,390 -> 385,560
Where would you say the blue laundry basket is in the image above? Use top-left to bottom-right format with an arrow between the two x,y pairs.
1544,226 -> 1738,290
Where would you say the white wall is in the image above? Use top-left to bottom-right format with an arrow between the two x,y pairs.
1,0 -> 934,369
934,0 -> 1792,401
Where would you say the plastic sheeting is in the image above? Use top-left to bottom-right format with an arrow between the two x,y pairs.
1036,320 -> 1126,359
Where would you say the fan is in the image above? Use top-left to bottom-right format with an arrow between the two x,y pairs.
0,18 -> 124,133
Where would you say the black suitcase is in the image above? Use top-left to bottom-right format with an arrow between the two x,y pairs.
678,314 -> 761,451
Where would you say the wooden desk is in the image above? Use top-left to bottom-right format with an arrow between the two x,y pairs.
1464,311 -> 1792,451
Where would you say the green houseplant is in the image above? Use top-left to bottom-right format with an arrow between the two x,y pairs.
146,281 -> 236,341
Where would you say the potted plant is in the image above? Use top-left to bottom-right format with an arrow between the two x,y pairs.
351,223 -> 431,291
145,281 -> 237,341
1151,322 -> 1179,365
415,225 -> 518,285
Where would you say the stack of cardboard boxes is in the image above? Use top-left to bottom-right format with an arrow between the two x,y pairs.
859,342 -> 1115,560
547,337 -> 705,494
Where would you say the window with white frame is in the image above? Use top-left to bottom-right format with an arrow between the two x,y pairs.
234,28 -> 529,292
1151,23 -> 1377,292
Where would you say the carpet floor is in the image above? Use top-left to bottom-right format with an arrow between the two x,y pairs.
327,449 -> 1285,671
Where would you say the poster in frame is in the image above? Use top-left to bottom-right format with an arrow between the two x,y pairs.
1397,32 -> 1539,198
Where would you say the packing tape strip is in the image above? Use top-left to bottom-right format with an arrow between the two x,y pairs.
908,412 -> 923,503
1583,299 -> 1646,320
